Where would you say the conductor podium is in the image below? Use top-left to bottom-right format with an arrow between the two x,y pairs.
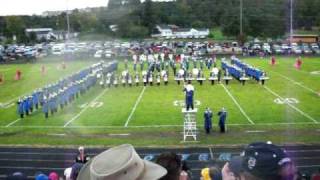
182,108 -> 198,141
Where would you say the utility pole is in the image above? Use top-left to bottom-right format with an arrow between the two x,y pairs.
290,0 -> 293,44
240,0 -> 243,36
66,0 -> 70,41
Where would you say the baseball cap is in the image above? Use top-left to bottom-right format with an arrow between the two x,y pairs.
229,142 -> 292,179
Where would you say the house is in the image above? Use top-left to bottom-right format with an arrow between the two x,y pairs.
174,28 -> 192,39
195,28 -> 210,38
152,25 -> 210,39
25,28 -> 56,41
152,25 -> 173,38
288,34 -> 319,43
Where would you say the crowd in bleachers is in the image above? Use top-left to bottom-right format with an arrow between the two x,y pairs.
5,142 -> 320,180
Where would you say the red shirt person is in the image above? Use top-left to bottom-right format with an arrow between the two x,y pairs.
0,73 -> 3,84
15,70 -> 21,80
271,56 -> 276,66
295,56 -> 302,69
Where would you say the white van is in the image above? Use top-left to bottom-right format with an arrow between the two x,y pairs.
52,44 -> 65,55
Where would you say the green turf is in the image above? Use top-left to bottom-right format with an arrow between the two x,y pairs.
0,56 -> 319,147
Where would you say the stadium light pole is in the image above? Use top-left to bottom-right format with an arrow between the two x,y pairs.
290,0 -> 293,44
240,0 -> 243,36
66,0 -> 70,41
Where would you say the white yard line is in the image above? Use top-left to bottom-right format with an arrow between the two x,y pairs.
5,118 -> 21,127
245,130 -> 266,133
63,89 -> 108,127
221,84 -> 255,124
264,86 -> 319,124
3,121 -> 317,129
271,71 -> 318,95
124,87 -> 146,127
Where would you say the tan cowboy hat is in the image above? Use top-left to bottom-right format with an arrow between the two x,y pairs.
77,144 -> 167,180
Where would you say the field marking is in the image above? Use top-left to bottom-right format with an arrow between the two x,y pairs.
264,86 -> 319,124
5,119 -> 21,127
63,88 -> 109,127
271,71 -> 318,95
221,84 -> 254,124
245,130 -> 266,133
124,86 -> 146,127
2,122 -> 317,129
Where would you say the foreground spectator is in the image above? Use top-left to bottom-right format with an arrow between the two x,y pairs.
201,166 -> 222,180
312,169 -> 320,180
222,141 -> 296,180
180,161 -> 192,180
64,167 -> 72,180
71,163 -> 83,180
6,172 -> 27,180
35,173 -> 48,180
75,146 -> 90,164
77,144 -> 167,180
156,152 -> 182,180
48,172 -> 59,180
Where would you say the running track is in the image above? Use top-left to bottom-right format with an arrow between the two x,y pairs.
0,145 -> 319,179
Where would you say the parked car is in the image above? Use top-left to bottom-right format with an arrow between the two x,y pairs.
302,44 -> 312,54
94,50 -> 103,58
291,46 -> 302,54
105,49 -> 113,59
262,43 -> 271,54
310,43 -> 320,54
52,44 -> 65,55
272,44 -> 283,54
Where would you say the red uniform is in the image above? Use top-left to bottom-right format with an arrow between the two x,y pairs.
175,55 -> 181,63
0,74 -> 3,84
271,56 -> 276,66
15,70 -> 21,80
295,57 -> 302,69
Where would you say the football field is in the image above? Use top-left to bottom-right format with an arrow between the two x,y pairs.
0,57 -> 319,146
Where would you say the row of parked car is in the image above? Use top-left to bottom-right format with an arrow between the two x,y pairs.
1,40 -> 320,62
244,42 -> 320,55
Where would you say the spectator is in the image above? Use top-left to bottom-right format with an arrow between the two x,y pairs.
312,169 -> 320,180
222,141 -> 297,180
71,163 -> 83,180
64,167 -> 72,180
180,161 -> 192,180
77,144 -> 167,180
48,172 -> 59,180
156,152 -> 182,180
75,146 -> 90,164
35,173 -> 49,180
6,172 -> 27,180
200,166 -> 222,180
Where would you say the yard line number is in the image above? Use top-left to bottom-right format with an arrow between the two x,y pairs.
274,98 -> 299,105
173,100 -> 201,107
79,101 -> 104,109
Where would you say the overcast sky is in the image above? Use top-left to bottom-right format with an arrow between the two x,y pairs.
0,0 -> 109,16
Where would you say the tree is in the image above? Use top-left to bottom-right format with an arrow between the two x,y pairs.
5,16 -> 25,40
